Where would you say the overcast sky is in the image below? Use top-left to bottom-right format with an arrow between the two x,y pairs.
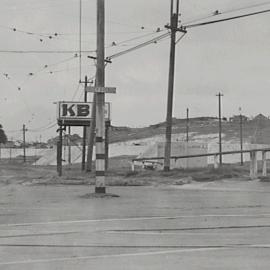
1,0 -> 270,141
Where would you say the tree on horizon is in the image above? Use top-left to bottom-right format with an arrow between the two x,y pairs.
0,124 -> 7,144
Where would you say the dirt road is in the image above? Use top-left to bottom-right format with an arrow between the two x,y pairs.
0,180 -> 270,269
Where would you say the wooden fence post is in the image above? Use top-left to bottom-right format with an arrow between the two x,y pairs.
214,154 -> 219,169
250,151 -> 257,179
262,151 -> 267,177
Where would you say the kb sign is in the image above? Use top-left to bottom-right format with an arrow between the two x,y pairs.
58,101 -> 110,125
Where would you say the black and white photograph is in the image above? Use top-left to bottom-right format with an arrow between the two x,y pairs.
0,0 -> 270,269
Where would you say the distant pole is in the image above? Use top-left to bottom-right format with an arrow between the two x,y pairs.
164,0 -> 180,171
68,126 -> 71,165
216,92 -> 223,165
57,125 -> 63,176
10,137 -> 13,160
239,108 -> 243,165
186,108 -> 189,142
81,76 -> 88,171
105,120 -> 110,170
23,124 -> 27,162
95,0 -> 106,193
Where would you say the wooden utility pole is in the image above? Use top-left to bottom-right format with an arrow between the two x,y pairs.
186,108 -> 189,142
68,126 -> 71,165
57,125 -> 63,176
86,89 -> 96,172
105,120 -> 110,170
164,0 -> 186,171
22,124 -> 27,162
9,137 -> 13,160
95,0 -> 106,193
216,92 -> 223,166
239,108 -> 243,165
81,76 -> 88,171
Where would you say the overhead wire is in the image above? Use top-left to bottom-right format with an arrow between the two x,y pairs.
0,24 -> 60,43
0,64 -> 35,116
28,121 -> 57,132
0,25 -> 168,61
182,1 -> 270,25
79,0 -> 82,81
71,83 -> 82,101
105,18 -> 159,32
220,1 -> 270,16
0,25 -> 161,38
5,129 -> 21,133
0,31 -> 166,54
0,19 -> 164,45
17,54 -> 79,90
184,8 -> 270,28
176,32 -> 186,44
183,13 -> 219,25
106,28 -> 165,48
107,31 -> 170,60
44,64 -> 95,75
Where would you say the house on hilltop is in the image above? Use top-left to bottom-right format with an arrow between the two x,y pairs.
229,115 -> 248,123
253,113 -> 269,122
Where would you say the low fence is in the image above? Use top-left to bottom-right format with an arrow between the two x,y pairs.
132,148 -> 270,179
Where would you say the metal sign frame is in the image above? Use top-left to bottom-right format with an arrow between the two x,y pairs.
57,101 -> 110,126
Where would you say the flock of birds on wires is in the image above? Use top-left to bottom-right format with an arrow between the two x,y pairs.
2,0 -> 270,136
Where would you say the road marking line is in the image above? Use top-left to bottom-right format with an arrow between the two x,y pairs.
177,186 -> 270,193
106,231 -> 222,235
0,247 -> 229,265
1,213 -> 270,227
0,231 -> 78,239
111,224 -> 270,232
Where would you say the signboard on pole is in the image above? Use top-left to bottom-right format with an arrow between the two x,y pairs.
86,86 -> 116,94
57,101 -> 110,126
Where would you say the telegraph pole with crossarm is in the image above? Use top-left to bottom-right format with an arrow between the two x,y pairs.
86,0 -> 116,194
164,0 -> 187,171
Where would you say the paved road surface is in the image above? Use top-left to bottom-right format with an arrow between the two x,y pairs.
0,179 -> 270,269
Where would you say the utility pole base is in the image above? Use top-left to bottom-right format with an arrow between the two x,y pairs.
164,166 -> 170,172
95,187 -> 106,194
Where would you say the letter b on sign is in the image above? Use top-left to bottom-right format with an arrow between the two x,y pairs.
77,104 -> 89,117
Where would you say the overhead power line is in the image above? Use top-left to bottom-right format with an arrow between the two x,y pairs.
79,0 -> 82,81
183,1 -> 270,25
28,121 -> 56,132
106,29 -> 165,48
0,30 -> 166,54
222,1 -> 270,16
184,8 -> 270,28
107,32 -> 170,60
28,123 -> 57,132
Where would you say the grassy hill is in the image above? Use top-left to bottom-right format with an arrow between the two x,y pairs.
47,116 -> 270,146
110,116 -> 270,144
